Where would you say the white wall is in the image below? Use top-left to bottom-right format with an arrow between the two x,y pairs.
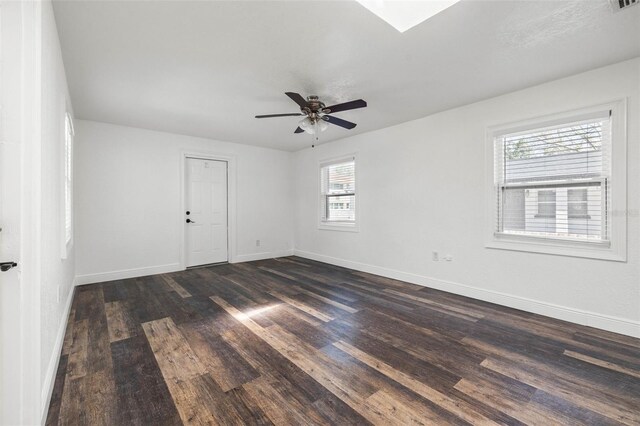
74,120 -> 293,283
293,58 -> 640,337
40,1 -> 77,420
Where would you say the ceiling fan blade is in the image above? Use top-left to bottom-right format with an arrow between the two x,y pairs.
255,113 -> 303,118
294,127 -> 305,134
322,115 -> 357,130
323,99 -> 367,114
285,92 -> 308,109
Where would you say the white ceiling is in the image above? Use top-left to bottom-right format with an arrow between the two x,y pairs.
53,0 -> 640,151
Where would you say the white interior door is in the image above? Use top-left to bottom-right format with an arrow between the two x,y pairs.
1,1 -> 41,423
185,158 -> 228,267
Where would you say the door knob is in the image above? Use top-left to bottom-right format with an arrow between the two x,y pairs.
186,211 -> 190,215
186,219 -> 195,224
0,262 -> 17,272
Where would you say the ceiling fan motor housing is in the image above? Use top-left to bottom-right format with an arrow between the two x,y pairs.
304,95 -> 326,122
306,95 -> 322,106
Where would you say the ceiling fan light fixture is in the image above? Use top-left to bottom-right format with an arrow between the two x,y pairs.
299,117 -> 329,135
298,117 -> 315,134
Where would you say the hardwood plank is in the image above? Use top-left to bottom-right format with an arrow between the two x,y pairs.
84,287 -> 115,375
66,318 -> 89,380
173,373 -> 251,425
102,280 -> 129,303
105,301 -> 137,342
294,285 -> 359,313
161,274 -> 192,298
258,266 -> 298,281
57,375 -> 88,425
363,389 -> 450,426
61,307 -> 76,356
178,319 -> 260,392
83,369 -> 118,425
111,336 -> 181,425
141,317 -> 207,381
224,387 -> 275,426
383,288 -> 484,320
267,290 -> 335,322
564,349 -> 640,379
273,257 -> 312,268
64,286 -> 118,425
312,394 -> 373,426
242,375 -> 327,425
164,373 -> 233,425
267,307 -> 336,349
282,304 -> 324,327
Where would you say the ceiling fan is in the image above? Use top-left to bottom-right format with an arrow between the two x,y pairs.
255,92 -> 367,135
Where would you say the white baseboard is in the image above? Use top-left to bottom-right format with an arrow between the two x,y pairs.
74,252 -> 296,285
41,278 -> 76,424
75,263 -> 182,285
233,249 -> 294,264
294,249 -> 640,338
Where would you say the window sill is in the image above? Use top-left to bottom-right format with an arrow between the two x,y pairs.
486,233 -> 625,262
318,222 -> 359,233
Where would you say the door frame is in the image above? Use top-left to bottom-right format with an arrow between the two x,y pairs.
179,151 -> 236,269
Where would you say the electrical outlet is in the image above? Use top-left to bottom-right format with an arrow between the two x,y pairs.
256,239 -> 261,247
432,251 -> 439,261
443,255 -> 453,262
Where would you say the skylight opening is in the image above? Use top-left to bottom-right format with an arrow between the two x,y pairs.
355,0 -> 461,33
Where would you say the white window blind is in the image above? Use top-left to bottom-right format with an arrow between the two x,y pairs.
320,159 -> 356,223
494,111 -> 611,243
64,113 -> 74,245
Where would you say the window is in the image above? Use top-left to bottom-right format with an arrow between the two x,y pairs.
320,156 -> 357,230
486,101 -> 627,261
63,112 -> 74,249
568,188 -> 589,219
496,112 -> 609,242
536,190 -> 556,218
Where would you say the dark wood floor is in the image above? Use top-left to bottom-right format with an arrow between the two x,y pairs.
46,256 -> 640,425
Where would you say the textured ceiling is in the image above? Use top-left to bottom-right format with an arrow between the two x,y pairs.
53,0 -> 640,151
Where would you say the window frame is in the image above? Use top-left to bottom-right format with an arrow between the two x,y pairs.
61,110 -> 74,258
485,100 -> 627,261
318,154 -> 359,232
